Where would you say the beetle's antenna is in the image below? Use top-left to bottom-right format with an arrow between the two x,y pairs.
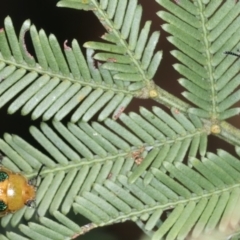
35,165 -> 44,187
28,165 -> 44,187
224,51 -> 240,58
36,165 -> 44,178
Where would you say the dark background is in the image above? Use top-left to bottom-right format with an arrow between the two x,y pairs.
0,0 -> 183,134
0,0 -> 237,239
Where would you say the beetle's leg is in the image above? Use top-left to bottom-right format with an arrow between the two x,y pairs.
25,199 -> 36,208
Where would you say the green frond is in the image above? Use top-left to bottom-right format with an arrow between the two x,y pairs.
0,119 -> 239,239
29,107 -> 208,185
13,148 -> 240,240
2,212 -> 84,239
134,153 -> 240,239
0,107 -> 208,229
157,0 -> 240,120
1,211 -> 113,240
0,16 -> 136,122
58,0 -> 162,83
2,1 -> 240,240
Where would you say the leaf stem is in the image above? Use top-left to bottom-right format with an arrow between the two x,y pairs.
219,121 -> 240,146
196,0 -> 217,119
149,83 -> 191,112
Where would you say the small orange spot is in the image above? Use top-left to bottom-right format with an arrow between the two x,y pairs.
103,25 -> 112,32
71,223 -> 96,239
113,107 -> 125,120
101,33 -> 107,38
173,108 -> 180,114
135,157 -> 143,165
107,173 -> 112,179
149,90 -> 158,98
78,95 -> 85,102
107,58 -> 117,62
64,40 -> 71,50
131,146 -> 145,165
211,124 -> 221,134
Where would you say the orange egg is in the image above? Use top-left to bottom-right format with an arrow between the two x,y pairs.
0,165 -> 42,217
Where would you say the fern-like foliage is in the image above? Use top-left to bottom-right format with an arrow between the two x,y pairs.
0,16 -> 137,122
156,0 -> 240,120
59,0 -> 162,83
1,131 -> 240,239
0,106 -> 206,219
1,0 -> 240,240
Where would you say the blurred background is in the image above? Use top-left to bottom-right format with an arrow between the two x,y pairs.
0,0 -> 238,239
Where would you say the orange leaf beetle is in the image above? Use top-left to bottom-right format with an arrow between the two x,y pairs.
0,160 -> 43,217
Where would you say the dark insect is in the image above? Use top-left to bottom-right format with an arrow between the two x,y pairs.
224,51 -> 240,58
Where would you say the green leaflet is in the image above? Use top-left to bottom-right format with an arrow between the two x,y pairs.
0,17 -> 136,122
